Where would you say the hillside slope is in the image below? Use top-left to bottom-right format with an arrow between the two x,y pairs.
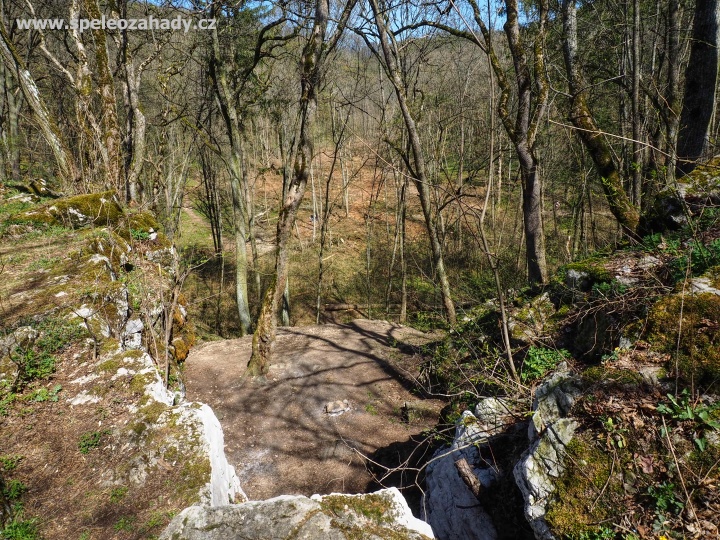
0,187 -> 241,539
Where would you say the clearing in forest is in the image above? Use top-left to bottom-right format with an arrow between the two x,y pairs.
183,319 -> 444,503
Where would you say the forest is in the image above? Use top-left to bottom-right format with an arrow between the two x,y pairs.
2,0 -> 716,353
1,0 -> 720,538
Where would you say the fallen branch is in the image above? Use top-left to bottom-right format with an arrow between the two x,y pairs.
454,458 -> 483,499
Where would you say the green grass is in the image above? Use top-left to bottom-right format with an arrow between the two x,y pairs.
0,517 -> 42,540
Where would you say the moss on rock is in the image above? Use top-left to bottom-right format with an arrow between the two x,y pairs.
15,191 -> 124,228
545,437 -> 620,537
646,292 -> 720,390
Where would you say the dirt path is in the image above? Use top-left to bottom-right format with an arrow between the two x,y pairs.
183,319 -> 444,502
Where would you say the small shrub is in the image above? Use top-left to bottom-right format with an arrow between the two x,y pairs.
109,486 -> 128,503
8,317 -> 86,391
0,455 -> 23,472
2,479 -> 28,500
78,430 -> 110,455
26,385 -> 62,403
669,238 -> 720,281
113,516 -> 135,532
521,347 -> 570,382
647,481 -> 684,515
130,228 -> 150,241
570,527 -> 615,540
11,349 -> 56,389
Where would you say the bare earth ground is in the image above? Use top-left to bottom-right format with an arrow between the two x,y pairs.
183,319 -> 445,502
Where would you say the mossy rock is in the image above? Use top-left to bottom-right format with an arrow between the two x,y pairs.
563,260 -> 613,288
545,437 -> 620,537
581,365 -> 644,387
14,191 -> 124,228
171,335 -> 193,362
681,156 -> 720,194
646,292 -> 720,390
116,211 -> 161,241
509,292 -> 556,343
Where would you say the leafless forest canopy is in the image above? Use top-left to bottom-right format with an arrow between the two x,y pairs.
1,0 -> 717,346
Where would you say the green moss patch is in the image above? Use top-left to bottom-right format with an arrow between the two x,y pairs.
646,292 -> 720,390
545,437 -> 621,537
14,191 -> 124,228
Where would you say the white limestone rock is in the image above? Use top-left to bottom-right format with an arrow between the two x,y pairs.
160,488 -> 433,540
422,411 -> 498,540
514,367 -> 582,540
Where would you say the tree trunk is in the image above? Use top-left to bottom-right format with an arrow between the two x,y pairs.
84,0 -> 122,191
464,0 -> 549,284
210,20 -> 252,335
248,0 -> 356,375
676,0 -> 719,176
665,0 -> 682,181
121,60 -> 147,203
631,0 -> 642,205
504,0 -> 549,284
0,21 -> 77,185
562,0 -> 639,235
370,0 -> 456,324
0,62 -> 21,181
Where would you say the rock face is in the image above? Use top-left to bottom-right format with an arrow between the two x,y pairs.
513,366 -> 582,540
160,488 -> 434,540
508,293 -> 556,344
422,408 -> 501,540
421,369 -> 582,540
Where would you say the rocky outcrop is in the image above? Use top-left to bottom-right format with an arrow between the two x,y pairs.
421,367 -> 583,540
16,191 -> 124,227
513,366 -> 582,540
422,406 -> 504,540
160,488 -> 434,540
508,293 -> 556,344
0,194 -> 241,536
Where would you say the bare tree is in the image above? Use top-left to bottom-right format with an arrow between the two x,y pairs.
208,14 -> 253,335
562,0 -> 639,235
248,0 -> 358,376
676,0 -> 719,177
365,0 -> 457,322
0,17 -> 78,185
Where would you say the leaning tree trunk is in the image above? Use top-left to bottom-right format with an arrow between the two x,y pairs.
370,0 -> 457,324
676,0 -> 719,177
0,21 -> 78,185
562,0 -> 639,235
248,0 -> 356,375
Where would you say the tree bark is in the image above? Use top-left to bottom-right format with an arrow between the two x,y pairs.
209,19 -> 253,335
0,61 -> 21,181
665,0 -> 682,181
455,458 -> 483,499
562,0 -> 639,235
676,0 -> 719,177
0,20 -> 78,185
84,0 -> 122,191
463,0 -> 549,284
631,0 -> 642,205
